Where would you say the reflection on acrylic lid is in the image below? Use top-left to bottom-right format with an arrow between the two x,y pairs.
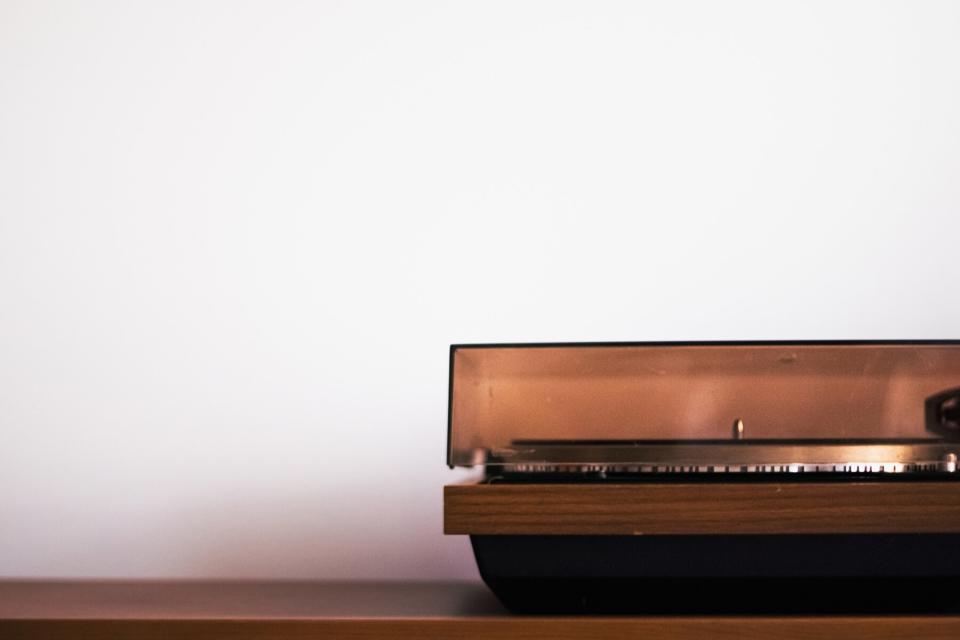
447,342 -> 960,468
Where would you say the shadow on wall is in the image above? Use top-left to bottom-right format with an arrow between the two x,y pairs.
174,484 -> 479,580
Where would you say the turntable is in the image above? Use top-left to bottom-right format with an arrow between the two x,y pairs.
443,341 -> 960,613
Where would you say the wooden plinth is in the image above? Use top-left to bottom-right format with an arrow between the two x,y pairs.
2,581 -> 959,640
444,482 -> 960,535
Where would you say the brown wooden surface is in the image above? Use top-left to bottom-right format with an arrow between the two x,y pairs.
444,482 -> 960,535
2,581 -> 959,639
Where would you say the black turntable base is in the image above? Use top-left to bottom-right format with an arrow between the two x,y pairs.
471,533 -> 960,614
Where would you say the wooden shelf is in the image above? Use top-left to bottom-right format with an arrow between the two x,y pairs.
2,581 -> 959,639
445,482 -> 960,535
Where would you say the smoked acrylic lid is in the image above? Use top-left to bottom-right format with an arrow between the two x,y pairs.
447,342 -> 960,472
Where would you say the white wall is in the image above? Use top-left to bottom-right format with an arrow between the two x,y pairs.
1,0 -> 959,579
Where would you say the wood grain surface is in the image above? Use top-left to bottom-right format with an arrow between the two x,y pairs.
2,581 -> 959,640
444,482 -> 960,535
